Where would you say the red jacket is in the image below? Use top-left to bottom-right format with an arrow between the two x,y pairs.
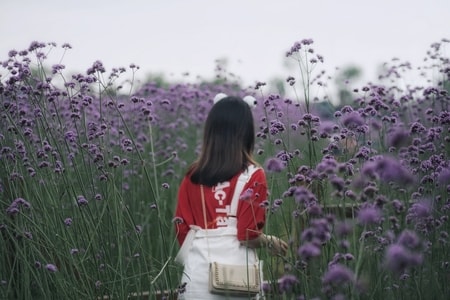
174,168 -> 268,245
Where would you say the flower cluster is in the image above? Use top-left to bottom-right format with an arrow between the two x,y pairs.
252,38 -> 450,298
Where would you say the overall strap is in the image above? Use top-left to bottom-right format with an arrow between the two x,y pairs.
201,165 -> 260,263
200,185 -> 212,261
229,165 -> 260,216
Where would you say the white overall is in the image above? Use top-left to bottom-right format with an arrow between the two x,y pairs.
178,220 -> 260,299
176,166 -> 262,299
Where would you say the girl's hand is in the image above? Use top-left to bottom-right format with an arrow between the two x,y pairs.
264,234 -> 288,256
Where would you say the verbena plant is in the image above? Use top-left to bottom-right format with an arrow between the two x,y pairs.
254,39 -> 450,299
0,42 -> 245,299
1,39 -> 449,299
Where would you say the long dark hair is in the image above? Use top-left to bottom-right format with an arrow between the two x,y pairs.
189,96 -> 257,186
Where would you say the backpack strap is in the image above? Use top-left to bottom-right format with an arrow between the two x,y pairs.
229,165 -> 260,216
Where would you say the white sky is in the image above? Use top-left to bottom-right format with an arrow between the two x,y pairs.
1,0 -> 449,90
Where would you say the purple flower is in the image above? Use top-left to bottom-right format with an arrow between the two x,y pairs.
5,198 -> 31,216
14,198 -> 30,208
64,130 -> 77,143
335,221 -> 353,238
339,240 -> 350,250
172,217 -> 183,224
363,185 -> 378,198
269,120 -> 286,135
301,38 -> 314,45
259,200 -> 270,208
397,230 -> 420,249
28,41 -> 45,52
360,161 -> 378,181
354,146 -> 371,160
45,264 -> 58,272
311,218 -> 332,243
51,64 -> 65,74
8,49 -> 18,57
319,121 -> 335,137
6,206 -> 19,216
410,121 -> 426,134
316,157 -> 338,174
322,264 -> 355,285
239,188 -> 254,201
265,157 -> 286,173
330,176 -> 345,191
300,228 -> 315,242
377,156 -> 415,185
95,280 -> 102,289
343,253 -> 354,261
87,60 -> 105,75
38,161 -> 50,168
64,217 -> 73,226
386,126 -> 410,148
407,199 -> 432,220
392,199 -> 404,213
298,242 -> 321,260
331,294 -> 346,300
293,187 -> 316,205
278,274 -> 299,293
286,41 -> 302,56
77,195 -> 88,207
361,156 -> 415,186
307,204 -> 322,217
438,168 -> 450,184
344,190 -> 357,200
24,231 -> 33,239
276,150 -> 293,162
342,111 -> 365,128
357,205 -> 382,226
271,199 -> 283,211
261,281 -> 271,294
162,182 -> 170,189
384,244 -> 423,274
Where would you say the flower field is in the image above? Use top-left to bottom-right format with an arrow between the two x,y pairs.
1,39 -> 449,299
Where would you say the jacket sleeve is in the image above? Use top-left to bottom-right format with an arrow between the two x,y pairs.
236,168 -> 268,241
174,176 -> 193,245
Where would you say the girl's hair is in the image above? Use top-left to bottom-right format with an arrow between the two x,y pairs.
189,96 -> 257,186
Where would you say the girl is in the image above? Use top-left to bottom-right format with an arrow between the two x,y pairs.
174,95 -> 288,299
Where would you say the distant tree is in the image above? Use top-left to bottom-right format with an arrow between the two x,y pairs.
269,77 -> 286,97
334,65 -> 362,109
144,73 -> 170,88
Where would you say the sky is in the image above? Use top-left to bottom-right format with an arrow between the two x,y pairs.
1,0 -> 449,91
